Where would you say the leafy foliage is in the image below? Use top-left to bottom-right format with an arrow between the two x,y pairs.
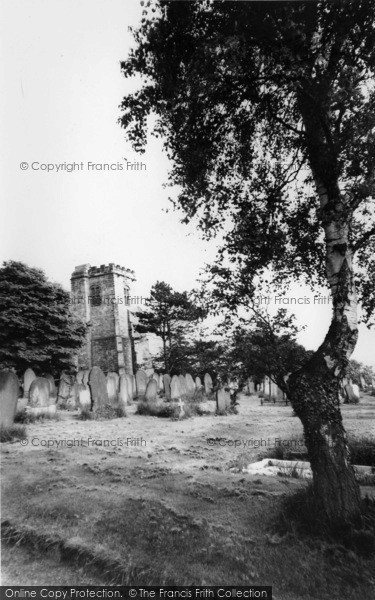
0,261 -> 87,376
120,0 -> 375,320
134,281 -> 205,373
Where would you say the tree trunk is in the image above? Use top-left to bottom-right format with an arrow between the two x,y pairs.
287,173 -> 362,527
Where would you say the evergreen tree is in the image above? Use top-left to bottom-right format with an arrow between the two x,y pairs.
0,261 -> 87,376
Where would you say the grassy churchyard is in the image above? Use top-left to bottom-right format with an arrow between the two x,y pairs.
1,392 -> 375,599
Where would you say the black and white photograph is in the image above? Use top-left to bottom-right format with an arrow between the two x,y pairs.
1,1 -> 375,598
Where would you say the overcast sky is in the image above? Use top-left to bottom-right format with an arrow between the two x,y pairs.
1,0 -> 374,368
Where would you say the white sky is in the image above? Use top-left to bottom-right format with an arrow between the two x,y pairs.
1,0 -> 374,368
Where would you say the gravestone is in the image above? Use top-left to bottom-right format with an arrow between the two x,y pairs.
152,372 -> 159,384
195,376 -> 202,390
82,369 -> 90,386
170,375 -> 181,400
78,384 -> 91,412
178,375 -> 188,398
136,370 -> 148,398
107,372 -> 119,390
163,374 -> 171,400
344,384 -> 359,404
106,373 -> 119,406
216,387 -> 229,412
360,375 -> 366,390
44,374 -> 57,398
76,370 -> 85,385
66,381 -> 79,410
352,383 -> 360,401
204,373 -> 213,395
88,366 -> 108,411
158,374 -> 164,392
185,373 -> 196,397
125,374 -> 134,404
23,368 -> 36,398
248,379 -> 256,394
57,372 -> 73,407
29,377 -> 56,416
0,371 -> 19,427
119,375 -> 131,408
145,379 -> 158,402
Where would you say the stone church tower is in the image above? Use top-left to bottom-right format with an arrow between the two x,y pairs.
70,264 -> 134,374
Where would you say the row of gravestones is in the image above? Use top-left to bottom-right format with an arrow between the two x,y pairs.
135,370 -> 214,402
0,368 -> 58,427
0,365 -> 216,428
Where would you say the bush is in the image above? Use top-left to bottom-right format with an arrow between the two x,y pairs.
349,436 -> 375,467
78,404 -> 126,420
0,424 -> 27,443
15,410 -> 60,424
136,400 -> 173,418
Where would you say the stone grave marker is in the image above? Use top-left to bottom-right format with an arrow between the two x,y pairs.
185,373 -> 196,397
44,374 -> 57,398
204,373 -> 213,395
29,377 -> 56,416
170,375 -> 181,400
23,368 -> 36,398
145,379 -> 158,402
136,370 -> 148,398
163,374 -> 171,400
88,366 -> 109,411
178,375 -> 188,398
106,373 -> 119,406
0,371 -> 19,427
78,384 -> 91,412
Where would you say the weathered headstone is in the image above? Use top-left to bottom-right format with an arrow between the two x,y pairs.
170,375 -> 181,400
0,371 -> 19,427
125,374 -> 134,404
88,366 -> 108,411
78,384 -> 91,412
57,372 -> 73,407
360,375 -> 366,390
107,372 -> 119,390
344,384 -> 359,404
106,373 -> 119,406
68,381 -> 79,410
82,369 -> 90,386
158,374 -> 164,392
177,399 -> 185,419
152,372 -> 159,384
76,370 -> 85,385
195,376 -> 202,390
178,375 -> 188,398
163,374 -> 171,400
185,373 -> 196,397
145,379 -> 158,402
216,387 -> 230,412
44,374 -> 57,398
352,383 -> 360,401
204,373 -> 213,395
119,375 -> 131,408
23,368 -> 36,398
136,370 -> 148,398
29,377 -> 56,416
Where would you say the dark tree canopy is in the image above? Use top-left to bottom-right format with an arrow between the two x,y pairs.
0,261 -> 87,376
121,0 -> 375,526
134,280 -> 205,372
120,0 -> 375,319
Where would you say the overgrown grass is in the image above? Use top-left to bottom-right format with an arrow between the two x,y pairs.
275,483 -> 375,557
15,410 -> 60,424
137,399 -> 211,419
0,424 -> 27,443
265,435 -> 375,467
79,405 -> 126,420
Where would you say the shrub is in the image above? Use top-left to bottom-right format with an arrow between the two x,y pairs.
348,436 -> 375,467
15,410 -> 60,424
78,404 -> 126,420
136,400 -> 173,418
0,424 -> 27,443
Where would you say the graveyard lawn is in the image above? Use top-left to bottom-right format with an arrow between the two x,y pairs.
1,394 -> 375,599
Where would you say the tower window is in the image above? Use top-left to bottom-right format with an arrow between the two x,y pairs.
90,284 -> 102,306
